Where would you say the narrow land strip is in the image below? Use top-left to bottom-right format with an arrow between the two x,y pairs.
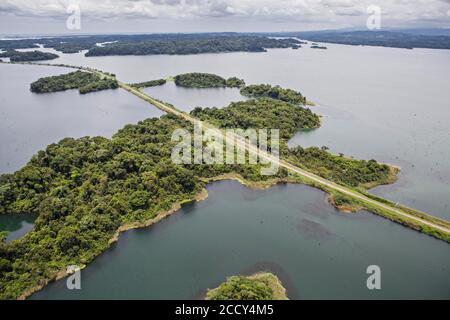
3,60 -> 449,240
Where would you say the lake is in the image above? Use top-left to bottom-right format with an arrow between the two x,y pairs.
0,42 -> 449,299
31,181 -> 450,299
22,43 -> 450,219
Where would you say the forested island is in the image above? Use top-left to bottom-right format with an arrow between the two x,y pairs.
240,84 -> 307,105
0,50 -> 59,62
30,71 -> 118,94
129,79 -> 166,89
84,36 -> 300,56
0,92 -> 404,299
206,272 -> 288,300
1,31 -> 449,55
310,45 -> 328,50
174,73 -> 245,88
267,30 -> 450,49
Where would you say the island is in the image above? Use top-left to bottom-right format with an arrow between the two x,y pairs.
84,36 -> 301,56
310,45 -> 328,50
1,31 -> 450,54
265,30 -> 450,50
240,84 -> 307,105
30,70 -> 118,94
1,66 -> 448,301
0,93 -> 404,299
0,50 -> 59,62
129,79 -> 167,89
206,272 -> 288,300
174,73 -> 246,88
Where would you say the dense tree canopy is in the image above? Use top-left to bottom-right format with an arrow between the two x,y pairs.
191,98 -> 319,139
30,71 -> 118,94
207,276 -> 273,300
0,50 -> 59,62
174,73 -> 245,89
174,73 -> 226,88
129,79 -> 167,89
84,36 -> 301,56
240,84 -> 307,105
0,84 -> 395,299
206,273 -> 287,300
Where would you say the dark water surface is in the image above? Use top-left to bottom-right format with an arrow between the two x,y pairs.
31,181 -> 450,299
0,213 -> 36,243
1,44 -> 449,299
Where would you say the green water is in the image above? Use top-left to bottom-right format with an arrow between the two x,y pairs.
31,181 -> 450,299
0,213 -> 36,243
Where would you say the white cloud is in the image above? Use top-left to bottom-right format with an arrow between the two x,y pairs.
0,0 -> 449,33
0,0 -> 448,21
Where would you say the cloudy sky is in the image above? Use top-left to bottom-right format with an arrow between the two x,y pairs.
1,0 -> 449,35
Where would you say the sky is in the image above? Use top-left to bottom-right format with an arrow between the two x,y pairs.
1,0 -> 450,36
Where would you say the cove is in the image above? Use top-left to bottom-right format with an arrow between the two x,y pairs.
30,180 -> 450,300
0,213 -> 36,243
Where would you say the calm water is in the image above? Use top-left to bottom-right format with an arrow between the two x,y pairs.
25,43 -> 450,219
31,181 -> 450,300
1,43 -> 449,299
0,63 -> 164,173
0,213 -> 36,243
142,82 -> 247,112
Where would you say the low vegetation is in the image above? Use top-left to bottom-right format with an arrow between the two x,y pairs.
206,272 -> 288,300
30,71 -> 118,94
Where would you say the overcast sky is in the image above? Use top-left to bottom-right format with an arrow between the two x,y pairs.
1,0 -> 449,35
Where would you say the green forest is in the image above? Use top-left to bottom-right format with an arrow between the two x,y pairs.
191,99 -> 393,188
84,36 -> 301,56
206,276 -> 274,300
30,71 -> 118,94
174,73 -> 245,89
129,79 -> 167,89
191,98 -> 319,140
206,272 -> 287,300
240,84 -> 307,105
0,50 -> 59,62
0,88 -> 396,299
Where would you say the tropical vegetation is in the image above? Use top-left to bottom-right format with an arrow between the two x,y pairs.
240,84 -> 307,105
0,50 -> 59,62
129,79 -> 166,89
206,272 -> 288,300
30,71 -> 118,94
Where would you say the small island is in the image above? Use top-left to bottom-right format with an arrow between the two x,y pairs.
129,79 -> 167,89
0,50 -> 59,62
174,72 -> 246,88
206,272 -> 288,300
30,70 -> 118,94
240,84 -> 307,105
310,45 -> 328,50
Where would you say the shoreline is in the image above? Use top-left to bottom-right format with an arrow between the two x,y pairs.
14,169 -> 395,300
15,167 -> 449,300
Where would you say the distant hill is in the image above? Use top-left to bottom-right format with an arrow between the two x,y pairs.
267,30 -> 450,50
